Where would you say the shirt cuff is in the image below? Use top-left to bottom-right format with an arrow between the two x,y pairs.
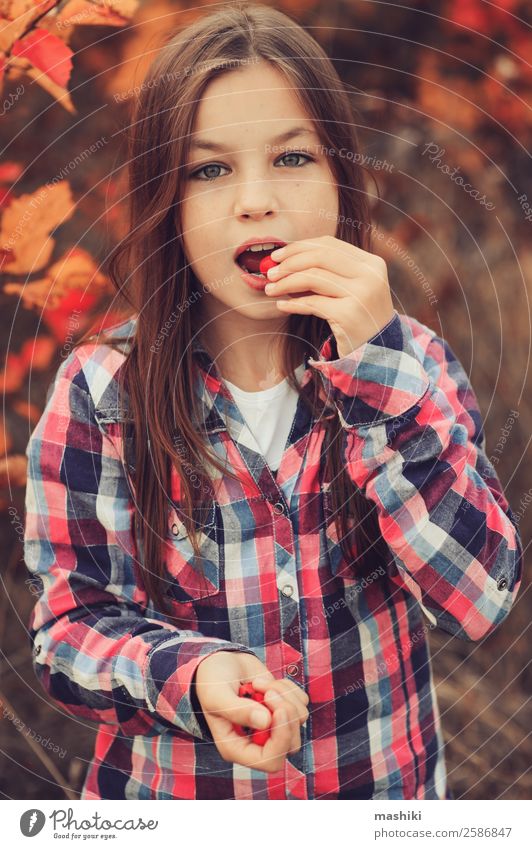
144,637 -> 258,740
306,311 -> 431,428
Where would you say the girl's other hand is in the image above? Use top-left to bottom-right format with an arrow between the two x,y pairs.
193,651 -> 309,773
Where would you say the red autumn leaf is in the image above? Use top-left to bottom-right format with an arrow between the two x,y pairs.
0,188 -> 12,207
0,161 -> 23,184
11,27 -> 73,88
20,335 -> 56,371
0,351 -> 25,393
43,288 -> 98,341
0,247 -> 16,269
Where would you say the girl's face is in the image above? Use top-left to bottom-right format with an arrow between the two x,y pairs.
181,60 -> 339,326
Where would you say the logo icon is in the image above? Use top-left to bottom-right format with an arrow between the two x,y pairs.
20,810 -> 46,837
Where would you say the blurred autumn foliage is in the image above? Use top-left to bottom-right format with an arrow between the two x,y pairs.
1,0 -> 530,800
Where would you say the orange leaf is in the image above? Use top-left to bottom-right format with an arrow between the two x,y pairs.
0,414 -> 12,456
11,27 -> 73,87
44,289 -> 98,341
57,0 -> 139,28
0,181 -> 74,273
0,352 -> 25,393
20,334 -> 56,370
12,398 -> 42,423
0,454 -> 27,488
23,59 -> 76,112
0,161 -> 23,184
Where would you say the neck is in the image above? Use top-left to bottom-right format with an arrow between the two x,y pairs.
197,323 -> 305,392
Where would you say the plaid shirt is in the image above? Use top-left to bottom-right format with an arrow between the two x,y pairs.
24,311 -> 522,800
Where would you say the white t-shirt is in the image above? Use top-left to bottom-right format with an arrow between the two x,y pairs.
223,363 -> 306,473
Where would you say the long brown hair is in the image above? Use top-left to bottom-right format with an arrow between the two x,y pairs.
73,2 -> 391,617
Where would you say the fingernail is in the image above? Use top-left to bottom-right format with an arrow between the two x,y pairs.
270,247 -> 285,259
264,283 -> 277,293
267,265 -> 280,279
251,709 -> 270,728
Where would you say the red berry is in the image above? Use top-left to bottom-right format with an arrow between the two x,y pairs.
235,682 -> 272,745
251,728 -> 271,746
259,255 -> 278,274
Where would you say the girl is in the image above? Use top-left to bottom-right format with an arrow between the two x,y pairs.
24,3 -> 522,800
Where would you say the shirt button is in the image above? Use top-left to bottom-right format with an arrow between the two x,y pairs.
32,644 -> 41,657
281,584 -> 294,597
286,663 -> 299,677
273,502 -> 285,515
497,577 -> 508,591
171,523 -> 179,535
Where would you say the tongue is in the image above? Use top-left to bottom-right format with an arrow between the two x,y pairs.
239,248 -> 272,273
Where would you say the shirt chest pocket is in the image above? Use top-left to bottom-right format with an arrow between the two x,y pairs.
164,502 -> 221,603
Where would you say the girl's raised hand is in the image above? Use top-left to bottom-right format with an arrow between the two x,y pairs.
264,234 -> 396,358
193,650 -> 309,773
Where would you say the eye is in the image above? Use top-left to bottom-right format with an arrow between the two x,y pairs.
187,151 -> 315,182
276,151 -> 315,168
189,162 -> 230,181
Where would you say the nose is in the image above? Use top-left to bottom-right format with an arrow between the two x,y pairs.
233,173 -> 278,219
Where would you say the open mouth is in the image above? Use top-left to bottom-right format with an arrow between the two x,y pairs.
235,242 -> 285,278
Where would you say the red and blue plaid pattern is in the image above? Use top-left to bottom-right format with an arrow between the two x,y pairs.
24,311 -> 522,799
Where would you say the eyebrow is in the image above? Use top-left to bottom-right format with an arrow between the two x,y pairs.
189,126 -> 319,152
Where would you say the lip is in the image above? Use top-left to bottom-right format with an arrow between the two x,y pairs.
233,236 -> 287,263
237,265 -> 272,291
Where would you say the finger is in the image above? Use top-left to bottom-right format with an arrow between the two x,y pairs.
251,679 -> 309,725
262,706 -> 294,764
208,713 -> 276,768
270,235 -> 335,263
251,676 -> 310,708
269,704 -> 301,755
208,686 -> 272,731
271,236 -> 362,266
214,707 -> 291,773
268,249 -> 359,282
266,269 -> 354,299
275,292 -> 341,320
259,690 -> 301,752
267,681 -> 309,726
